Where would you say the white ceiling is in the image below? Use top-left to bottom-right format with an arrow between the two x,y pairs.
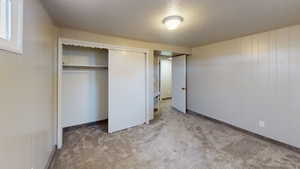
42,0 -> 300,47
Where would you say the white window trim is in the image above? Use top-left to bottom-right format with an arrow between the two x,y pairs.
0,0 -> 23,54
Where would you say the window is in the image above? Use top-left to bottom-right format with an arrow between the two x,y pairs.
0,0 -> 23,53
0,0 -> 11,40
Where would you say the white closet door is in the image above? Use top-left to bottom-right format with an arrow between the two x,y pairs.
108,50 -> 146,133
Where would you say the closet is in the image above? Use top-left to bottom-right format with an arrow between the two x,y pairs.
57,39 -> 152,149
62,45 -> 108,128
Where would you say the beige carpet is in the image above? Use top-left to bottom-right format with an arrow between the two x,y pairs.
51,100 -> 300,169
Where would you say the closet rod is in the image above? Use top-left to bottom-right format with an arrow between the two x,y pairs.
63,64 -> 108,70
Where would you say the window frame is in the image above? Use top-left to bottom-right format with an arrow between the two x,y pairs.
0,0 -> 23,54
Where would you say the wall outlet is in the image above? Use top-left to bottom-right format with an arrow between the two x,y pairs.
259,121 -> 265,128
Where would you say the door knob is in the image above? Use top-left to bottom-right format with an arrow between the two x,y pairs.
181,88 -> 186,90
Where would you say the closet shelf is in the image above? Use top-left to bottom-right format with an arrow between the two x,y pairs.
63,64 -> 108,69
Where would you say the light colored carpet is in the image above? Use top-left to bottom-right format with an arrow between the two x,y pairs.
51,101 -> 300,169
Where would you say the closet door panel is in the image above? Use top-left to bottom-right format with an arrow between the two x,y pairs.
109,50 -> 146,133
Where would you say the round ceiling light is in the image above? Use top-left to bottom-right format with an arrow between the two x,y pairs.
162,15 -> 184,30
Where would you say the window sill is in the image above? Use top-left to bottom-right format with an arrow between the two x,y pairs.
0,44 -> 22,54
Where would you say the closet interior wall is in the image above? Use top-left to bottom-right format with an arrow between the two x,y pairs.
61,45 -> 108,128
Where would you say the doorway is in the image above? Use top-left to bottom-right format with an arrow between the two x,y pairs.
154,50 -> 187,115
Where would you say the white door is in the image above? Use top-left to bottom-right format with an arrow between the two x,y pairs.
108,50 -> 146,133
172,55 -> 186,113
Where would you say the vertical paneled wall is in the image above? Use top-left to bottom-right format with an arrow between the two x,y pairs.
188,25 -> 300,148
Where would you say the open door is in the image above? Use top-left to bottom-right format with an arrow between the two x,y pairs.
172,55 -> 186,113
108,50 -> 146,133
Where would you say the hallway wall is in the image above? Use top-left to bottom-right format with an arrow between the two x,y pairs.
0,0 -> 58,169
160,58 -> 172,99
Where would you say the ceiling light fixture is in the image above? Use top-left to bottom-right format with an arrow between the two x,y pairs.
163,15 -> 184,30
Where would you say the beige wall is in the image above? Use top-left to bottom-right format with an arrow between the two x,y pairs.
59,28 -> 191,54
0,0 -> 58,169
188,25 -> 300,148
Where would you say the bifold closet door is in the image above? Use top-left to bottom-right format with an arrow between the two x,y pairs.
108,50 -> 146,133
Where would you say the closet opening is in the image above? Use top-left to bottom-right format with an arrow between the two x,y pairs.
57,38 -> 151,149
61,45 -> 109,135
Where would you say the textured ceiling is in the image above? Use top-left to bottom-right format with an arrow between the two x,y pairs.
41,0 -> 300,47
